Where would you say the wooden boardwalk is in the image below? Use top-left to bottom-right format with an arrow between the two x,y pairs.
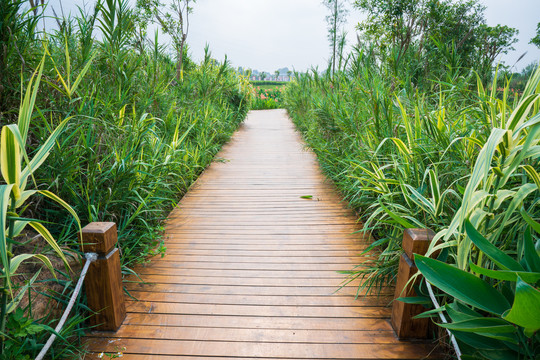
86,110 -> 437,359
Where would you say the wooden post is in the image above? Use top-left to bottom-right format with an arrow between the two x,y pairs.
391,228 -> 435,339
80,222 -> 126,331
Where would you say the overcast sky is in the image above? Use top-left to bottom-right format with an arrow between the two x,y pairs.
45,0 -> 540,72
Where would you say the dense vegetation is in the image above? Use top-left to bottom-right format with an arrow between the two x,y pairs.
285,0 -> 540,358
0,0 -> 252,358
251,85 -> 285,110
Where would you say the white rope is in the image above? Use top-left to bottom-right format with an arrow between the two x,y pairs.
35,252 -> 98,360
425,281 -> 462,360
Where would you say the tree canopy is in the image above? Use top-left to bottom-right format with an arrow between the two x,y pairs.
353,0 -> 518,85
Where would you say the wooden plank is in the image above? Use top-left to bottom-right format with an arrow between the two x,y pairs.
160,249 -> 362,257
85,338 -> 439,359
149,255 -> 370,264
125,274 -> 360,287
125,292 -> 393,306
161,243 -> 366,251
125,301 -> 391,318
122,313 -> 396,330
133,261 -> 365,271
132,268 -> 352,278
88,325 -> 400,344
86,355 -> 439,360
124,283 -> 390,297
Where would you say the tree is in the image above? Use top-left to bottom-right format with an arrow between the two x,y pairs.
137,0 -> 195,81
260,72 -> 267,81
322,0 -> 348,78
275,70 -> 280,81
478,24 -> 518,64
531,22 -> 540,49
353,0 -> 518,85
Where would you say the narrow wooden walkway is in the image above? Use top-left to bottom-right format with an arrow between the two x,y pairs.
86,110 -> 437,359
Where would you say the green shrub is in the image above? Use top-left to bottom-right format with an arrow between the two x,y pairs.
251,86 -> 283,110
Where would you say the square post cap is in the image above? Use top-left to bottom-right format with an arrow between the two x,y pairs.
79,222 -> 118,254
402,228 -> 435,259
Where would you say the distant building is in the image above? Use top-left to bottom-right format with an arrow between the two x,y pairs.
250,67 -> 291,81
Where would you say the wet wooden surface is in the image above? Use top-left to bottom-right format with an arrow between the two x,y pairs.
85,110 -> 438,359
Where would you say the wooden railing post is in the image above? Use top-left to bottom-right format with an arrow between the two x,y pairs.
80,222 -> 126,331
391,228 -> 435,339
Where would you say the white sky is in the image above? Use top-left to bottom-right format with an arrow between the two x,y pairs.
45,0 -> 540,72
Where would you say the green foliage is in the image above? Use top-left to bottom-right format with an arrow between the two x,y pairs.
409,68 -> 540,357
0,0 -> 41,113
251,86 -> 283,110
530,22 -> 540,49
353,0 -> 518,86
0,56 -> 81,356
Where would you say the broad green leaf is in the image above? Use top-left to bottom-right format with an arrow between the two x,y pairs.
452,330 -> 512,351
415,254 -> 510,315
476,349 -> 521,360
464,220 -> 523,271
4,125 -> 33,190
0,127 -> 21,199
70,51 -> 97,96
438,317 -> 515,334
0,185 -> 14,278
378,200 -> 416,228
492,183 -> 537,243
507,94 -> 540,131
28,221 -> 69,271
502,277 -> 540,332
395,296 -> 431,305
427,238 -> 458,258
492,190 -> 515,210
469,262 -> 540,283
524,145 -> 540,160
455,128 -> 506,231
18,55 -> 45,144
445,190 -> 490,243
520,64 -> 540,99
389,137 -> 412,157
447,301 -> 482,322
521,208 -> 540,234
521,164 -> 540,190
11,219 -> 30,237
20,117 -> 71,187
15,190 -> 37,209
375,137 -> 411,158
404,184 -> 436,215
499,122 -> 540,188
428,169 -> 442,216
38,190 -> 81,233
10,254 -> 54,276
522,227 -> 540,272
413,306 -> 447,319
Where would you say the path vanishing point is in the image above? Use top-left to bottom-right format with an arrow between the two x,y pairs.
86,110 -> 438,359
